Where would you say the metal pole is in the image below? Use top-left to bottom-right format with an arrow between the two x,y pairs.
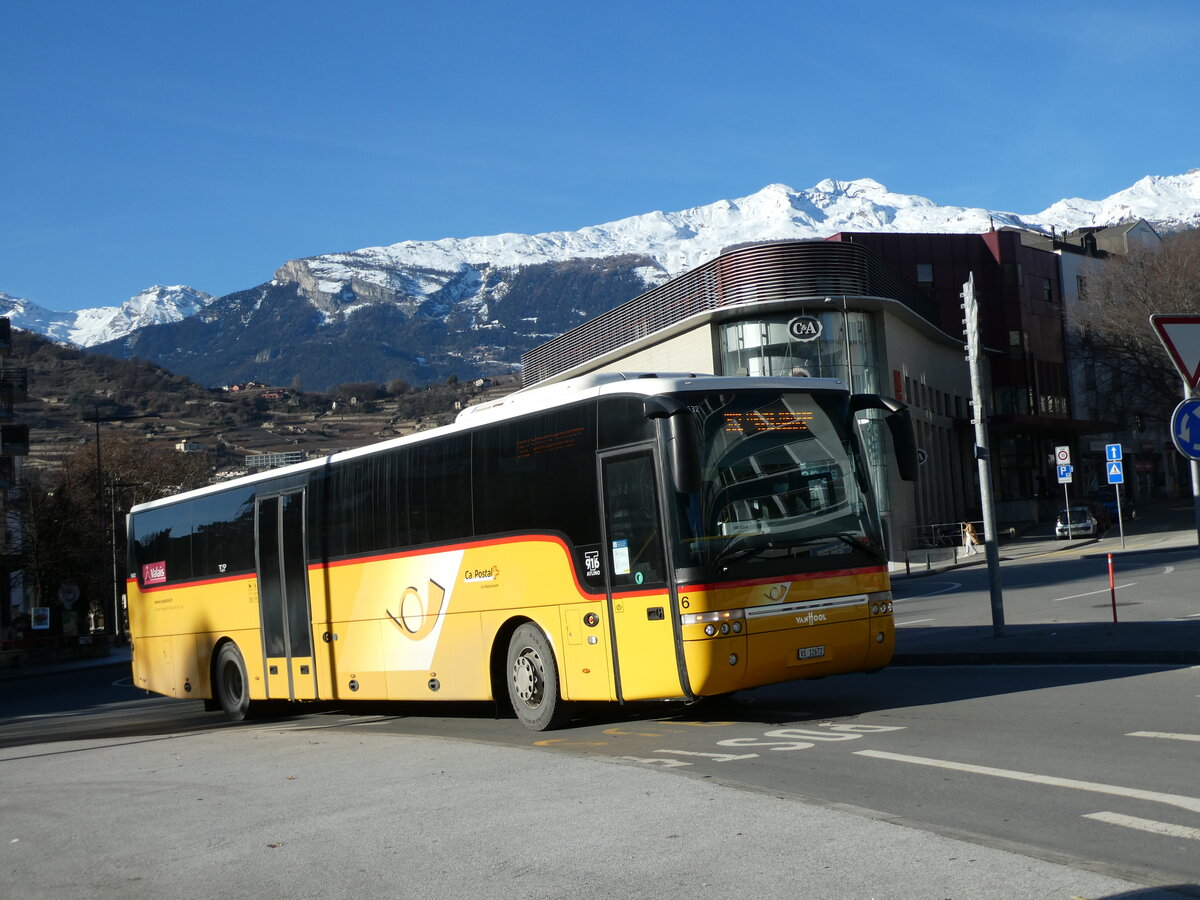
843,296 -> 854,394
92,410 -> 112,637
110,480 -> 121,645
1176,375 -> 1200,551
962,274 -> 1004,636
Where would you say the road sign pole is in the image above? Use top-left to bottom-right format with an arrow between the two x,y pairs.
1115,488 -> 1126,549
1062,482 -> 1072,539
1186,375 -> 1200,552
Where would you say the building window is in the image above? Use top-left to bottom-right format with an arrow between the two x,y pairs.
916,263 -> 933,286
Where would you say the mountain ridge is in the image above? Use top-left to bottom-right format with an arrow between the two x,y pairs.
6,171 -> 1199,390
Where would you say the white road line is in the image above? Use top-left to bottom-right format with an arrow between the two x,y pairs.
854,749 -> 1200,815
893,582 -> 962,601
1084,811 -> 1200,841
1127,730 -> 1200,743
1051,583 -> 1134,602
1163,566 -> 1175,576
894,618 -> 936,627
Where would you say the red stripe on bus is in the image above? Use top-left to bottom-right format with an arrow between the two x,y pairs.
677,565 -> 887,593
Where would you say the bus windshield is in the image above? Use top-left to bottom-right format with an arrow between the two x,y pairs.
672,389 -> 885,579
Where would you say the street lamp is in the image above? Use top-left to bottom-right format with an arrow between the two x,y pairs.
109,479 -> 141,646
824,296 -> 854,393
86,408 -> 158,643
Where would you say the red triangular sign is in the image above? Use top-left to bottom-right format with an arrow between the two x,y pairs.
1150,314 -> 1200,390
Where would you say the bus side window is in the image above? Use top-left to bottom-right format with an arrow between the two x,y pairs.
409,435 -> 471,545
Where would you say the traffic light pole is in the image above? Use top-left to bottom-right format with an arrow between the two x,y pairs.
963,274 -> 1004,637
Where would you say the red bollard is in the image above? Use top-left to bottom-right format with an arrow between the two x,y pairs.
1108,553 -> 1118,623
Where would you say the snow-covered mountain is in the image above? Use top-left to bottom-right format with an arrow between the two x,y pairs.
277,170 -> 1200,312
8,169 -> 1200,389
0,285 -> 216,347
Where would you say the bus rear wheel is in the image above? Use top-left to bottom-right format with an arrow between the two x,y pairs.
214,642 -> 251,722
506,624 -> 571,731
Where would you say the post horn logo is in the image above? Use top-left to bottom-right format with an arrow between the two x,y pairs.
386,579 -> 446,641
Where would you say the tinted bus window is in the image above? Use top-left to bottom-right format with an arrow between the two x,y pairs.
310,449 -> 410,560
409,435 -> 471,545
598,396 -> 654,449
190,486 -> 257,579
132,504 -> 193,586
474,403 -> 599,547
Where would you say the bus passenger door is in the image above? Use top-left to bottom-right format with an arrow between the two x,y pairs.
599,448 -> 685,701
256,490 -> 318,700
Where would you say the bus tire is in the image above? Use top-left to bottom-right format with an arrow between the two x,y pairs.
214,642 -> 251,722
506,623 -> 571,731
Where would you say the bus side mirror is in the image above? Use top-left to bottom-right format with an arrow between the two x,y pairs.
644,398 -> 702,495
850,394 -> 919,482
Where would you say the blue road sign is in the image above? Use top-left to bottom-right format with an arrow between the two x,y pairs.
1056,464 -> 1073,483
1171,398 -> 1200,460
1107,460 -> 1124,484
1105,443 -> 1123,461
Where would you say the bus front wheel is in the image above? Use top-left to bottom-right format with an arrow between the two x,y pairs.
506,624 -> 571,731
214,642 -> 251,722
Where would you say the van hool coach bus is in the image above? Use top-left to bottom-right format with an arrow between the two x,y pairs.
127,373 -> 916,730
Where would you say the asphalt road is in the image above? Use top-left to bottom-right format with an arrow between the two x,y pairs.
2,661 -> 1197,898
892,542 -> 1200,627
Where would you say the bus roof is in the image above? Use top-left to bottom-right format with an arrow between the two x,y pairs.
129,372 -> 850,514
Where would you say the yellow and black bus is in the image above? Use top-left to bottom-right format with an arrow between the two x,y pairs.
127,373 -> 915,730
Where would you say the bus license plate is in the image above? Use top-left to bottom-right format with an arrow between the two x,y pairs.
797,645 -> 826,660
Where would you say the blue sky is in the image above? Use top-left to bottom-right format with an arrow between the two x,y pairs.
4,0 -> 1198,312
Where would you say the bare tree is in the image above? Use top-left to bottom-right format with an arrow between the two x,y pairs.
1073,228 -> 1200,430
18,436 -> 212,633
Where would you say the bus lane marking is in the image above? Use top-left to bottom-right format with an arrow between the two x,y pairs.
1084,811 -> 1200,841
856,750 -> 1200,815
1127,730 -> 1200,743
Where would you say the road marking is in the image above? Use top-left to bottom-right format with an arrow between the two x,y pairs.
854,750 -> 1200,815
614,756 -> 691,767
893,582 -> 961,601
1084,811 -> 1200,841
655,749 -> 758,762
1163,566 -> 1175,576
894,618 -> 936,627
1051,583 -> 1134,602
1127,730 -> 1200,743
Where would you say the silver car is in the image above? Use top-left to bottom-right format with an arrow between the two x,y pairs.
1055,506 -> 1098,539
